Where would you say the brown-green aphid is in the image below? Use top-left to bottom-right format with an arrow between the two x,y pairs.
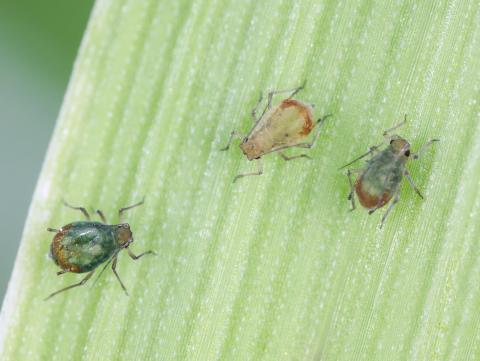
340,116 -> 439,228
221,84 -> 331,182
45,199 -> 154,300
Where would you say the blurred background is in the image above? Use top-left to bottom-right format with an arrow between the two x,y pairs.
0,0 -> 94,302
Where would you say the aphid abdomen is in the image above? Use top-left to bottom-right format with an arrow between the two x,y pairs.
355,150 -> 404,209
280,99 -> 313,133
270,99 -> 314,146
51,222 -> 117,273
355,176 -> 392,209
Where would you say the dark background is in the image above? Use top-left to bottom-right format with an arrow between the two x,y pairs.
0,0 -> 95,302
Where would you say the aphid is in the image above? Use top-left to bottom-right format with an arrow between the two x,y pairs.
340,115 -> 439,228
221,83 -> 331,182
45,198 -> 155,300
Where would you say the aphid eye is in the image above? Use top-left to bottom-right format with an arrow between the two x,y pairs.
405,150 -> 411,157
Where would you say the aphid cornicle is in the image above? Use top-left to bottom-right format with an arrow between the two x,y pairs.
340,115 -> 439,228
45,198 -> 155,300
221,83 -> 331,182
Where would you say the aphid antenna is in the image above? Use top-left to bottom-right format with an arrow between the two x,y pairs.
251,92 -> 264,121
338,143 -> 382,170
47,228 -> 58,233
220,130 -> 244,151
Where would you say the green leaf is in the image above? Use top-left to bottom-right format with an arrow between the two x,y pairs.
2,0 -> 480,360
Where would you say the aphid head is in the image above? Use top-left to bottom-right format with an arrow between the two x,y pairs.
115,223 -> 133,248
240,137 -> 263,160
389,136 -> 411,157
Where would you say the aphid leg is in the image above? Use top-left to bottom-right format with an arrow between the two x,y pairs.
411,138 -> 440,159
338,145 -> 381,170
346,168 -> 362,211
380,190 -> 401,228
62,199 -> 91,220
127,248 -> 156,260
293,114 -> 333,150
91,254 -> 116,288
369,196 -> 385,215
56,270 -> 68,276
251,92 -> 264,122
256,83 -> 306,120
119,197 -> 145,223
44,269 -> 95,300
47,228 -> 59,232
383,114 -> 407,140
96,209 -> 107,223
233,158 -> 263,183
278,152 -> 311,161
220,130 -> 245,151
266,83 -> 306,109
404,169 -> 423,199
111,255 -> 129,296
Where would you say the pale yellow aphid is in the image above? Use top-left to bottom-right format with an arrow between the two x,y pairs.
221,84 -> 331,182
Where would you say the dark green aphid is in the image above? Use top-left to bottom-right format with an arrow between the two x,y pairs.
45,198 -> 154,300
340,115 -> 439,228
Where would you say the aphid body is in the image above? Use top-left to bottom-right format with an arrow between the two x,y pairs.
50,221 -> 132,273
341,117 -> 438,227
354,137 -> 410,209
222,84 -> 331,182
46,199 -> 154,300
240,98 -> 315,160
